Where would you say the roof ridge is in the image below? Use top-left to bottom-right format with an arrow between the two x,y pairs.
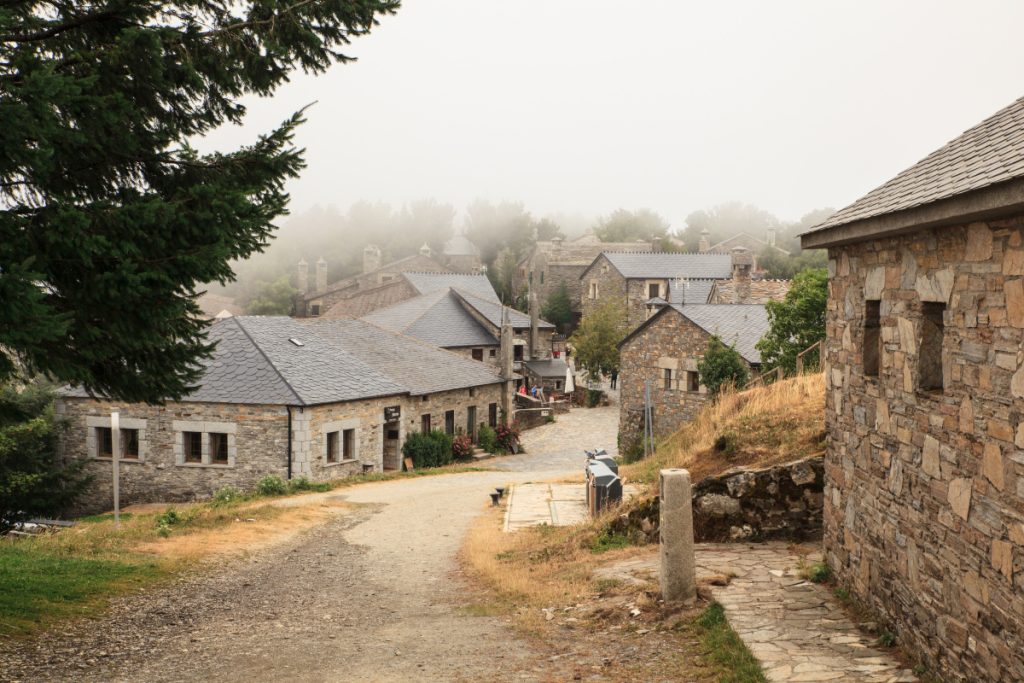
232,317 -> 306,406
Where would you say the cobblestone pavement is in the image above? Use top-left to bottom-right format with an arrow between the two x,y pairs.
489,404 -> 619,473
595,543 -> 919,683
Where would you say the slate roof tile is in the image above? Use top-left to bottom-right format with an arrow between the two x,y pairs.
596,252 -> 733,279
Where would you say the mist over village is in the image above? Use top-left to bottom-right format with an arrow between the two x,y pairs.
2,2 -> 1023,682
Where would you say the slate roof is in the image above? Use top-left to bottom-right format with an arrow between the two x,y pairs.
522,358 -> 570,378
587,252 -> 732,280
453,290 -> 555,330
361,289 -> 499,347
667,278 -> 716,305
619,304 -> 770,365
808,95 -> 1024,233
403,272 -> 498,301
519,239 -> 653,267
62,316 -> 503,406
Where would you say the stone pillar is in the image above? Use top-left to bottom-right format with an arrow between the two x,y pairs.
660,468 -> 696,602
529,291 -> 541,360
315,257 -> 328,293
499,306 -> 515,422
698,228 -> 710,253
297,259 -> 308,294
731,247 -> 752,303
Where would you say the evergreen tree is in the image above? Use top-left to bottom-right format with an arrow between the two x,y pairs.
541,281 -> 573,334
245,276 -> 298,316
0,0 -> 398,403
756,268 -> 828,374
593,208 -> 669,243
697,335 -> 749,397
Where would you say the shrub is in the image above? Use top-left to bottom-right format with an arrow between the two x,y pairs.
211,485 -> 244,506
494,423 -> 521,454
806,561 -> 831,583
478,424 -> 498,454
713,431 -> 739,456
255,475 -> 287,496
154,508 -> 182,537
697,335 -> 749,397
451,434 -> 474,461
402,430 -> 454,468
586,389 -> 603,408
287,476 -> 330,493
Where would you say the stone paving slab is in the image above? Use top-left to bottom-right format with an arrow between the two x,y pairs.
595,543 -> 919,683
503,482 -> 637,531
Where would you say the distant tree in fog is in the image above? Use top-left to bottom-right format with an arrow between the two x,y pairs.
593,209 -> 669,243
681,202 -> 779,251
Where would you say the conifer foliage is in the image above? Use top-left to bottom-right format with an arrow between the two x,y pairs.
0,0 -> 399,403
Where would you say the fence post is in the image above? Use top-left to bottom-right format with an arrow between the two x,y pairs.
660,468 -> 696,602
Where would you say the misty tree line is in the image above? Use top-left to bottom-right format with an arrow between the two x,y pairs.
221,200 -> 833,314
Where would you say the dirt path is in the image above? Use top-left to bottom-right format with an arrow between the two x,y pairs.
1,407 -> 618,682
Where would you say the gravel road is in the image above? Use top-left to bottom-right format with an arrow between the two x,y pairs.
1,407 -> 618,683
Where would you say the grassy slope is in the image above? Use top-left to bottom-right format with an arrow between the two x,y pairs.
622,373 -> 826,488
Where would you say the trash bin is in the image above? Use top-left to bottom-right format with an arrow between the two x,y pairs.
585,459 -> 623,517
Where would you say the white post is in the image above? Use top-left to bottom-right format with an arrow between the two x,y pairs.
660,468 -> 696,602
111,410 -> 121,529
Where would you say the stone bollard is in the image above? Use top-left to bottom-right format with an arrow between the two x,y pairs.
660,468 -> 696,602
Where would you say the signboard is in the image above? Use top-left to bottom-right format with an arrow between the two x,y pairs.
384,406 -> 401,422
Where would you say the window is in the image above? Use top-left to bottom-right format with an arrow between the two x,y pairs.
589,280 -> 599,299
472,348 -> 484,361
96,427 -> 113,457
326,431 -> 340,463
513,345 -> 524,361
489,349 -> 496,358
469,387 -> 476,398
445,410 -> 455,435
540,271 -> 545,284
183,431 -> 203,463
864,300 -> 880,377
310,303 -> 321,317
648,283 -> 660,299
342,429 -> 355,460
421,414 -> 431,433
121,429 -> 139,459
488,403 -> 498,428
919,302 -> 945,391
209,433 -> 229,464
663,368 -> 673,390
687,371 -> 700,392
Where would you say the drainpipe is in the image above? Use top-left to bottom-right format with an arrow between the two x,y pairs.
286,406 -> 294,480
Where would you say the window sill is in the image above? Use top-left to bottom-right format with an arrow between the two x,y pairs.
323,459 -> 359,468
93,457 -> 144,464
177,462 -> 234,469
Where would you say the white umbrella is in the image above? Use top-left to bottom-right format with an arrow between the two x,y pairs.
565,364 -> 575,393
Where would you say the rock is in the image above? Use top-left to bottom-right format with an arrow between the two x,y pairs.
922,436 -> 941,478
965,222 -> 993,261
864,267 -> 886,299
1012,365 -> 1024,399
696,494 -> 742,517
1006,278 -> 1024,328
991,540 -> 1013,581
982,444 -> 1005,491
948,478 -> 973,521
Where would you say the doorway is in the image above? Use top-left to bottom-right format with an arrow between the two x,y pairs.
466,406 -> 477,443
383,421 -> 401,471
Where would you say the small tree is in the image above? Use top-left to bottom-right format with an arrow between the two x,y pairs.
541,282 -> 574,334
0,379 -> 90,531
697,336 -> 749,397
593,208 -> 669,242
570,301 -> 627,378
756,268 -> 828,374
246,276 -> 298,315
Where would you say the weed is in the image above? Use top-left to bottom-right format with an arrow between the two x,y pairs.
833,587 -> 850,602
804,561 -> 831,583
255,475 -> 287,496
694,603 -> 767,682
211,485 -> 245,506
80,512 -> 135,523
286,477 -> 331,494
589,528 -> 630,553
713,431 -> 739,456
877,631 -> 896,647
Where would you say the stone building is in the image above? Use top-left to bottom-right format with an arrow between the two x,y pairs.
292,244 -> 450,318
616,304 -> 770,450
322,271 -> 497,320
59,316 -> 511,513
706,248 -> 791,304
801,96 -> 1024,682
358,282 -> 555,367
441,233 -> 482,272
579,251 -> 733,330
521,358 -> 571,394
698,228 -> 790,269
514,235 -> 654,327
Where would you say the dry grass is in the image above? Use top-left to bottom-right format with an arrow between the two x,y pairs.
623,373 -> 826,488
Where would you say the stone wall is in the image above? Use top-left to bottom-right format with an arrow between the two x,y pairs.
403,384 -> 506,443
320,278 -> 417,319
823,217 -> 1024,682
619,310 -> 757,451
580,254 -> 629,322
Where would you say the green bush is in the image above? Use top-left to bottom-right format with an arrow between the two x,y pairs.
154,508 -> 182,537
211,485 -> 244,506
697,335 -> 749,397
586,389 -> 603,408
255,475 -> 287,496
287,476 -> 331,493
401,429 -> 454,468
478,424 -> 498,453
713,431 -> 739,456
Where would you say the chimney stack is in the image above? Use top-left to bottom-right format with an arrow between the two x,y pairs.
731,247 -> 752,303
297,259 -> 309,294
499,307 -> 515,423
419,242 -> 432,257
363,244 -> 381,274
529,291 -> 541,360
315,257 -> 328,292
698,228 -> 711,253
766,227 -> 777,247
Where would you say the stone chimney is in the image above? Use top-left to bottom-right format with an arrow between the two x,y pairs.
551,236 -> 563,248
297,259 -> 309,294
419,242 -> 432,258
499,306 -> 515,422
315,258 -> 328,292
529,291 -> 541,360
731,247 -> 753,303
363,244 -> 381,274
766,227 -> 777,247
698,228 -> 711,253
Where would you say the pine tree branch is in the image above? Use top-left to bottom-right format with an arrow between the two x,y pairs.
0,9 -> 122,43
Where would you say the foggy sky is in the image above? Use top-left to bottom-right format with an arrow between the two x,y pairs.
200,0 -> 1024,230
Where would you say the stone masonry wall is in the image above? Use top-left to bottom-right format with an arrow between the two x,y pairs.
403,384 -> 505,443
580,254 -> 629,324
823,217 -> 1024,682
618,311 -> 747,451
